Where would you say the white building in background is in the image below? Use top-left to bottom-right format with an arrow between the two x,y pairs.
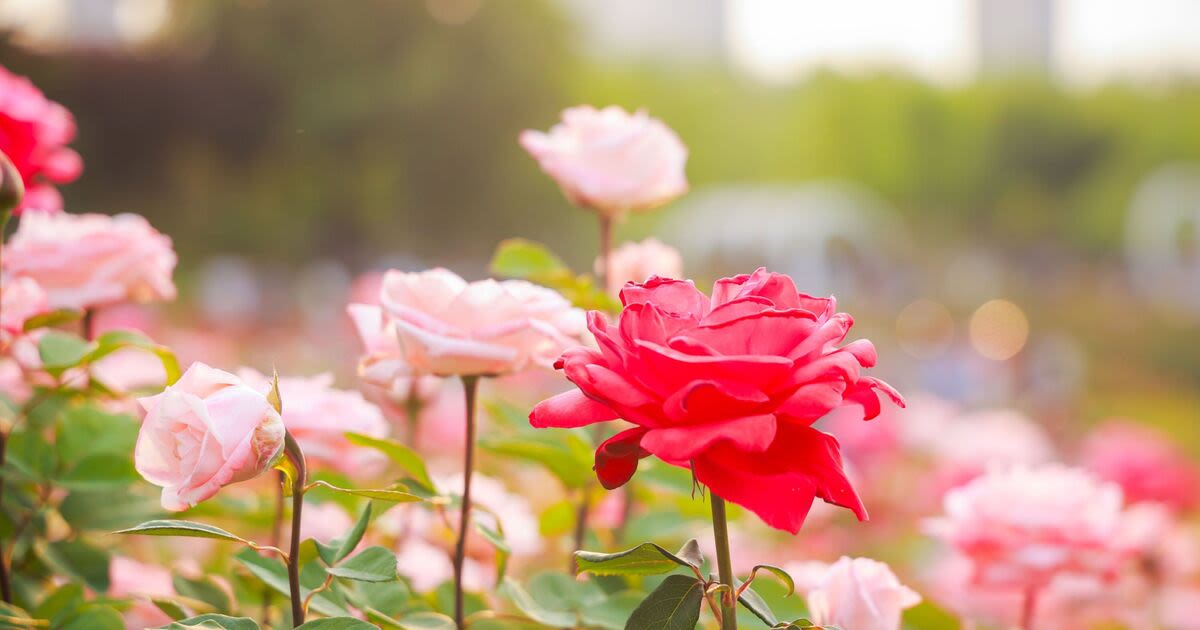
976,0 -> 1053,75
558,0 -> 726,64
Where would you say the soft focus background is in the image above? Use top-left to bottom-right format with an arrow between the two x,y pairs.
2,0 -> 1196,447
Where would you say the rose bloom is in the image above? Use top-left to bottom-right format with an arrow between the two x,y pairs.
1082,421 -> 1200,513
519,105 -> 688,218
109,556 -> 175,630
0,275 -> 48,347
2,212 -> 176,310
134,363 -> 285,511
238,368 -> 388,475
925,465 -> 1127,589
806,556 -> 922,630
347,301 -> 444,404
350,268 -> 584,377
600,238 -> 684,295
300,501 -> 355,545
0,64 -> 82,215
530,268 -> 903,533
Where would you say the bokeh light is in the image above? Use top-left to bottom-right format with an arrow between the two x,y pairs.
895,298 -> 955,359
968,299 -> 1030,361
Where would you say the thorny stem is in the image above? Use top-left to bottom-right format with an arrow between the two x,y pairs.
453,375 -> 481,630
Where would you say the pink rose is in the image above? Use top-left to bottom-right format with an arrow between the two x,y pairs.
0,65 -> 82,215
134,363 -> 285,511
925,465 -> 1127,589
238,368 -> 388,475
807,556 -> 921,630
0,276 -> 48,346
2,212 -> 176,310
530,268 -> 902,533
356,268 -> 583,377
300,502 -> 355,545
600,238 -> 684,295
520,105 -> 688,218
1082,421 -> 1200,512
109,556 -> 175,630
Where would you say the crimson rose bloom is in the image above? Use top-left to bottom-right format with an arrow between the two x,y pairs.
530,268 -> 903,533
0,65 -> 82,214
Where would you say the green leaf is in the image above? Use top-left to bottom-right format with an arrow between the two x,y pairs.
576,540 -> 702,577
172,575 -> 232,614
580,591 -> 645,630
167,614 -> 261,630
37,331 -> 91,372
317,502 -> 372,565
325,545 -> 398,583
60,487 -> 161,531
344,433 -> 433,490
624,574 -> 703,630
308,480 -> 424,503
6,428 -> 57,481
152,598 -> 190,621
88,329 -> 182,385
497,578 -> 577,627
56,404 -> 139,462
745,564 -> 795,597
22,308 -> 81,332
538,500 -> 576,537
490,238 -> 571,280
41,539 -> 111,592
266,369 -> 283,415
393,612 -> 457,629
295,619 -> 378,629
59,605 -> 125,630
480,436 -> 591,489
33,582 -> 85,625
115,520 -> 249,544
675,539 -> 704,570
233,548 -> 351,618
475,522 -> 510,585
738,582 -> 778,627
60,454 -> 138,489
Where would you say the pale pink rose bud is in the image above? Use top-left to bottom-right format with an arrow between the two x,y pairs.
807,556 -> 922,630
599,238 -> 684,295
2,212 -> 176,311
134,363 -> 285,511
520,105 -> 688,218
238,368 -> 389,476
0,276 -> 49,346
367,268 -> 584,377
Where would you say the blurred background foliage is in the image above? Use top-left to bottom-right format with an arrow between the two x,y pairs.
1,0 -> 1197,443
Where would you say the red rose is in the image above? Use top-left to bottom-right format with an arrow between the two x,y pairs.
0,65 -> 82,215
530,268 -> 903,533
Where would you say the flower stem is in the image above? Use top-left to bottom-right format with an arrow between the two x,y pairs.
0,430 -> 11,603
453,375 -> 481,630
710,495 -> 737,630
569,486 -> 592,573
1020,585 -> 1039,630
596,214 -> 614,291
261,471 -> 286,624
283,433 -> 307,627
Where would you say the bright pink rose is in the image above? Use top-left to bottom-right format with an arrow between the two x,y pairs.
0,65 -> 82,215
2,212 -> 176,310
238,368 -> 388,475
109,556 -> 175,630
530,268 -> 903,533
1082,421 -> 1200,512
520,105 -> 688,218
0,276 -> 48,346
134,363 -> 285,511
807,556 -> 921,630
600,238 -> 684,295
925,465 -> 1127,589
356,268 -> 584,377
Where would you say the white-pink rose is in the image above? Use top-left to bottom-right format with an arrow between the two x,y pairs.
520,105 -> 688,218
355,268 -> 583,377
0,276 -> 49,346
134,363 -> 285,511
925,465 -> 1127,589
807,556 -> 921,630
109,556 -> 175,630
238,368 -> 388,475
600,238 -> 684,295
2,212 -> 176,310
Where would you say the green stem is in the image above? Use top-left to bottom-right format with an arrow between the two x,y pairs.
284,433 -> 307,627
0,430 -> 11,603
262,471 -> 286,624
453,375 -> 481,630
710,495 -> 737,630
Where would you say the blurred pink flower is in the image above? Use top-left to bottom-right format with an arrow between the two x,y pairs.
925,465 -> 1127,589
238,368 -> 388,476
599,238 -> 684,295
108,556 -> 174,630
0,358 -> 31,405
0,276 -> 48,347
135,363 -> 285,511
2,212 -> 176,310
300,501 -> 355,545
923,409 -> 1056,494
806,556 -> 921,630
0,64 -> 82,215
1082,421 -> 1200,513
354,268 -> 583,377
520,105 -> 688,218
